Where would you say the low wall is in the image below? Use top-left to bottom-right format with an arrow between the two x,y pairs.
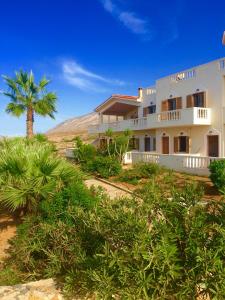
124,152 -> 222,176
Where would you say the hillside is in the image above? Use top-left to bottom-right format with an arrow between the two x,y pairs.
46,112 -> 98,148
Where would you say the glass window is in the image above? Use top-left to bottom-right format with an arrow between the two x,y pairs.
193,92 -> 205,107
179,136 -> 187,152
148,105 -> 156,114
168,98 -> 176,111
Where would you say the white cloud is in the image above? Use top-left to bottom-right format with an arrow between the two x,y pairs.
62,59 -> 124,92
119,12 -> 148,35
101,0 -> 114,13
100,0 -> 152,38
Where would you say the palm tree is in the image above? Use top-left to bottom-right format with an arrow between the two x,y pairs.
2,70 -> 57,138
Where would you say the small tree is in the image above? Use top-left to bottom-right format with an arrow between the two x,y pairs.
2,70 -> 57,138
103,129 -> 132,163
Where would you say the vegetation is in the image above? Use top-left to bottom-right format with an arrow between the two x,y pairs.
116,162 -> 163,185
2,70 -> 57,138
3,180 -> 225,299
73,137 -> 121,178
0,138 -> 81,213
104,128 -> 132,163
209,159 -> 225,194
91,156 -> 122,178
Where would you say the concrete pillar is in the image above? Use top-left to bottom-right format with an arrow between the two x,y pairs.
99,113 -> 103,124
139,136 -> 145,152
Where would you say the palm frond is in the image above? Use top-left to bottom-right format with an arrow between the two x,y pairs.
5,102 -> 26,117
33,92 -> 57,118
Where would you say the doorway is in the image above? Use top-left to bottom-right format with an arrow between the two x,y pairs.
207,135 -> 219,157
162,136 -> 169,154
144,137 -> 151,152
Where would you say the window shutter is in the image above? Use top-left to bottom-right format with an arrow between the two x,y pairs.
176,97 -> 182,109
161,100 -> 168,111
143,107 -> 148,117
186,137 -> 190,153
186,95 -> 194,108
202,91 -> 206,108
174,137 -> 179,153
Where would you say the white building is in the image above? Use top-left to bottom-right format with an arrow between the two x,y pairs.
88,58 -> 225,175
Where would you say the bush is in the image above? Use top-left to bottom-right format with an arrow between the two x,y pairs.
91,156 -> 122,178
209,159 -> 225,194
73,137 -> 96,164
5,181 -> 225,299
0,138 -> 82,213
117,162 -> 162,185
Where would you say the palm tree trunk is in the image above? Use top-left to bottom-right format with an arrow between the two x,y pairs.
26,106 -> 34,138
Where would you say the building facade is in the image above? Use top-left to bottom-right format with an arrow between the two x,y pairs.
89,58 -> 225,163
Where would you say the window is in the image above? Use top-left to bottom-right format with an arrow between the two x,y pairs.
143,105 -> 156,117
129,137 -> 140,150
148,105 -> 156,114
168,98 -> 177,111
193,92 -> 205,107
152,137 -> 156,151
144,137 -> 150,152
174,136 -> 189,153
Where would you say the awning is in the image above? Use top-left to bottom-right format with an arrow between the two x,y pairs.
95,94 -> 140,116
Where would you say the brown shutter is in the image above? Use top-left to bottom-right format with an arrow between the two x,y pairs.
174,137 -> 179,153
186,95 -> 194,108
176,97 -> 182,109
202,91 -> 206,108
143,107 -> 148,117
161,100 -> 168,112
186,137 -> 190,153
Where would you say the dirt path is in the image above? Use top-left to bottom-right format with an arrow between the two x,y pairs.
0,210 -> 20,262
85,178 -> 131,199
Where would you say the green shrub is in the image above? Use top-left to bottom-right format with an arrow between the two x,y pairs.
0,138 -> 82,213
209,159 -> 225,194
5,181 -> 225,299
73,137 -> 96,164
117,162 -> 162,185
92,156 -> 122,178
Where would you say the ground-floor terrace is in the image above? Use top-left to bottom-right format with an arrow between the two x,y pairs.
97,125 -> 225,176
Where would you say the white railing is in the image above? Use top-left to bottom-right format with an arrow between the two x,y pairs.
88,108 -> 211,134
158,110 -> 181,121
196,107 -> 208,119
124,152 -> 222,176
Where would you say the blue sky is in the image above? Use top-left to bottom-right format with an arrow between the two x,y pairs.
0,0 -> 225,136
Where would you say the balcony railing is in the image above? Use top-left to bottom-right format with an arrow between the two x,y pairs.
88,107 -> 211,134
124,151 -> 220,176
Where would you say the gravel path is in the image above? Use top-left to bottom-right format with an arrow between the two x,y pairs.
85,178 -> 131,199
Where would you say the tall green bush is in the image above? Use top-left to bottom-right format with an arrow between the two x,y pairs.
5,181 -> 225,299
209,159 -> 225,194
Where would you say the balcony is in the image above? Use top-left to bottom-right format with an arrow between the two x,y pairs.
88,107 -> 211,134
88,117 -> 148,134
148,107 -> 211,128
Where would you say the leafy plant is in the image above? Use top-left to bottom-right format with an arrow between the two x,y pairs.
2,70 -> 57,138
0,138 -> 82,213
209,159 -> 225,194
5,180 -> 225,299
116,162 -> 163,185
91,156 -> 122,178
73,137 -> 97,164
102,129 -> 132,163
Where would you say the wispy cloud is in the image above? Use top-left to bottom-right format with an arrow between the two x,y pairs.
62,59 -> 124,92
99,0 -> 152,39
119,12 -> 148,35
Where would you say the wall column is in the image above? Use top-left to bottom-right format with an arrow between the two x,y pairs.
99,113 -> 103,124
